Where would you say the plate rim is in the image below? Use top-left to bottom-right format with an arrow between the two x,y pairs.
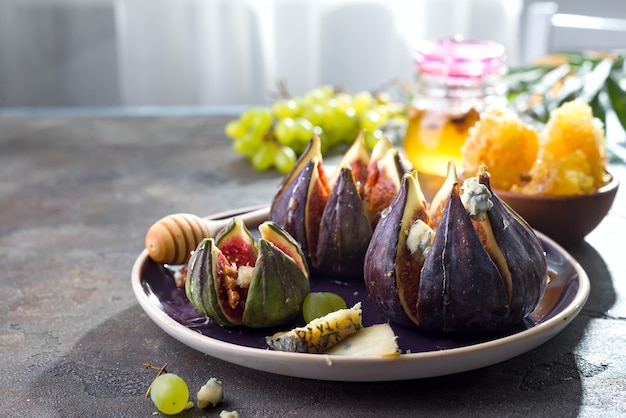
131,206 -> 590,381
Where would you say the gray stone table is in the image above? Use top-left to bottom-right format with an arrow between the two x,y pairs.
1,111 -> 625,417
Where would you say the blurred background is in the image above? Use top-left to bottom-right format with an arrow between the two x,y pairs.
0,0 -> 624,109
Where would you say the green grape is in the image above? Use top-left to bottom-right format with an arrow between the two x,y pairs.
299,125 -> 324,154
327,108 -> 358,143
301,103 -> 326,126
274,118 -> 296,145
224,119 -> 245,138
302,292 -> 347,323
303,85 -> 334,105
386,101 -> 406,116
272,99 -> 301,118
274,145 -> 297,174
352,91 -> 375,114
150,373 -> 189,415
232,132 -> 263,157
251,142 -> 277,171
248,108 -> 273,136
364,129 -> 384,149
318,84 -> 335,98
333,92 -> 354,112
240,107 -> 267,125
292,117 -> 315,142
360,109 -> 382,132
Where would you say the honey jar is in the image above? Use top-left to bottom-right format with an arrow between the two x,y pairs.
403,38 -> 507,177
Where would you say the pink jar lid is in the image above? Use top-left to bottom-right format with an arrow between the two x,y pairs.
415,38 -> 505,80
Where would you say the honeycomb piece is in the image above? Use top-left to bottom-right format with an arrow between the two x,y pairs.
514,99 -> 609,196
461,106 -> 539,191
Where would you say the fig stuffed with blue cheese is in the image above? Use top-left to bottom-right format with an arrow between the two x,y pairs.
364,164 -> 547,335
185,218 -> 310,328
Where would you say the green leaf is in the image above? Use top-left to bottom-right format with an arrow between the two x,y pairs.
589,93 -> 607,131
579,58 -> 613,103
505,66 -> 550,87
606,75 -> 626,131
553,63 -> 589,106
529,100 -> 550,123
548,51 -> 593,66
505,52 -> 626,133
530,64 -> 571,95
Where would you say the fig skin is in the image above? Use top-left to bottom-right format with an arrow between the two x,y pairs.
416,183 -> 510,334
316,166 -> 373,277
475,168 -> 547,323
242,238 -> 310,328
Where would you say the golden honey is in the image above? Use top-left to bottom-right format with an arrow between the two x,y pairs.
404,107 -> 480,176
403,38 -> 507,177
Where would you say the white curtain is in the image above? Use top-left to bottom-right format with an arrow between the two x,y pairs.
0,0 -> 523,107
114,0 -> 522,107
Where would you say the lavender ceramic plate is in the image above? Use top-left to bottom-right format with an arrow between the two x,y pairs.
131,205 -> 590,382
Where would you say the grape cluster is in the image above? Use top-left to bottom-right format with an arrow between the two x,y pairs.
224,85 -> 406,173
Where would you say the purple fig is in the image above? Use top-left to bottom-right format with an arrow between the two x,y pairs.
364,171 -> 432,327
316,166 -> 373,277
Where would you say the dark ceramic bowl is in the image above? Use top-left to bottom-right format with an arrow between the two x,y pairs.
495,172 -> 619,247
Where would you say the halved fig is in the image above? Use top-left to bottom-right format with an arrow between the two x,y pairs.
215,218 -> 257,268
185,238 -> 237,325
185,220 -> 310,328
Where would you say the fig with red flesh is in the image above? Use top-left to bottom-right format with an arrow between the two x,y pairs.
185,219 -> 310,328
364,164 -> 548,335
269,137 -> 330,266
363,137 -> 406,227
328,131 -> 370,190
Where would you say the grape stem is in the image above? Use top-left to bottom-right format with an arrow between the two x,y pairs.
144,362 -> 169,399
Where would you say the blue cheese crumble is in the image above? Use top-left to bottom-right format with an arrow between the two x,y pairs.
460,177 -> 493,221
406,220 -> 435,257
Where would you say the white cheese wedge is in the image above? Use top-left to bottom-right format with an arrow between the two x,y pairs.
324,323 -> 400,357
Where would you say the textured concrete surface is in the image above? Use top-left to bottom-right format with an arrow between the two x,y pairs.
1,113 -> 625,417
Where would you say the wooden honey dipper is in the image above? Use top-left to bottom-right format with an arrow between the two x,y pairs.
144,206 -> 269,265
